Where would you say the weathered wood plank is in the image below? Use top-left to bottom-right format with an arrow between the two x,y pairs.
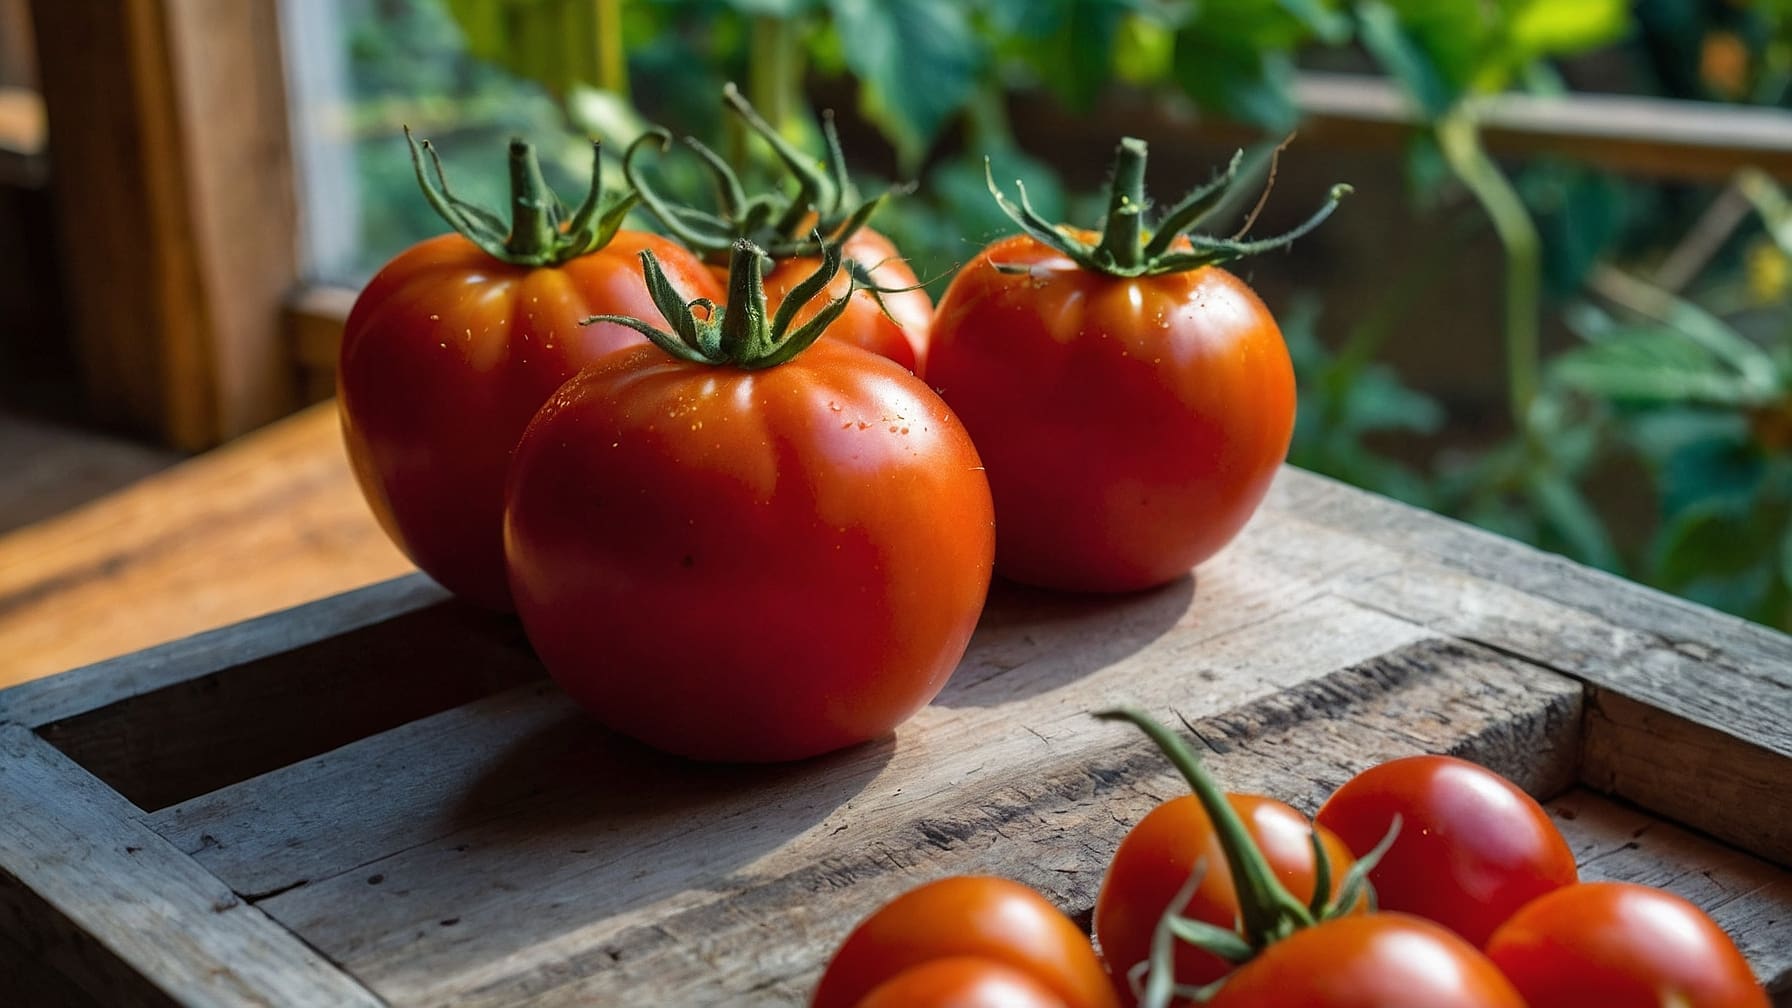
150,585 -> 1429,901
1582,688 -> 1792,867
1551,789 -> 1792,1000
0,401 -> 415,693
0,725 -> 382,1007
221,637 -> 1562,1007
1271,469 -> 1792,865
28,593 -> 540,812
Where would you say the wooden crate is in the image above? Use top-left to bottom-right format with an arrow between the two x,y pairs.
2,468 -> 1788,1007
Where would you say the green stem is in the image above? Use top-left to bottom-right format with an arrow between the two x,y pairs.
504,139 -> 561,261
1437,105 -> 1541,438
719,241 -> 772,362
747,15 -> 805,173
1095,139 -> 1149,272
1097,709 -> 1312,948
596,0 -> 627,98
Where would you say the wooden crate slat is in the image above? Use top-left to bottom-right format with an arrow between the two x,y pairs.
1552,790 -> 1792,1000
224,638 -> 1571,1007
238,629 -> 1554,1006
0,725 -> 382,1007
1583,688 -> 1792,866
147,583 -> 1431,906
25,592 -> 541,812
0,575 -> 447,730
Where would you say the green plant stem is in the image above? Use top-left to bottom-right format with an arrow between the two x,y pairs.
1437,104 -> 1541,439
596,0 -> 627,98
505,140 -> 560,260
748,16 -> 805,153
1096,139 -> 1149,271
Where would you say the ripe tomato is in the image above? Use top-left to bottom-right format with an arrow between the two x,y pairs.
629,87 -> 932,373
1485,881 -> 1768,1008
756,225 -> 933,374
1314,754 -> 1577,947
853,956 -> 1071,1008
926,139 -> 1341,592
811,876 -> 1118,1008
340,135 -> 721,610
1203,913 -> 1526,1008
503,243 -> 993,761
1094,794 -> 1361,1001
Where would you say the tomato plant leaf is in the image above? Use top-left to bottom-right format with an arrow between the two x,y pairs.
1355,1 -> 1457,118
824,0 -> 983,170
1173,31 -> 1297,131
1527,471 -> 1621,570
1653,500 -> 1767,586
1550,329 -> 1770,408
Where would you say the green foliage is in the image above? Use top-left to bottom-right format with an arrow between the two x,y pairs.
328,0 -> 1792,629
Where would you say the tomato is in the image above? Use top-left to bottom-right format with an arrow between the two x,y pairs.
1203,913 -> 1527,1008
1094,794 -> 1361,1001
503,242 -> 993,761
925,138 -> 1341,592
852,956 -> 1070,1008
629,87 -> 933,373
340,135 -> 722,610
811,876 -> 1118,1008
755,225 -> 933,374
1314,754 -> 1577,946
1485,881 -> 1768,1008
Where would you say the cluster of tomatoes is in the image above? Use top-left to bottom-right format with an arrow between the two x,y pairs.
812,708 -> 1770,1008
338,89 -> 1329,763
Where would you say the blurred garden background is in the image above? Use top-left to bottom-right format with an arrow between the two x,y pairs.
288,0 -> 1792,630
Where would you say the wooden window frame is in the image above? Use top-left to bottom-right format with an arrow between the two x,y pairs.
29,0 -> 1792,453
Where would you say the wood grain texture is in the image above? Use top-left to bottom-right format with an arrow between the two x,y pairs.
0,725 -> 381,1007
171,636 -> 1585,1006
0,401 -> 413,691
1551,789 -> 1792,1000
28,0 -> 300,448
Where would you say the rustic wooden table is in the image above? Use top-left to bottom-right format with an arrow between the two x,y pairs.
1,400 -> 1788,1006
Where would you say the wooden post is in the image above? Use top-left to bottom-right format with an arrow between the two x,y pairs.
29,0 -> 299,450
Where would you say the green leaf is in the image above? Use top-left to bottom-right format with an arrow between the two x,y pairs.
1112,11 -> 1177,85
1527,472 -> 1621,571
1173,31 -> 1297,131
824,0 -> 983,170
1277,0 -> 1351,44
1550,330 -> 1769,408
1506,0 -> 1629,60
1008,0 -> 1134,111
1653,501 -> 1769,586
1355,1 -> 1458,118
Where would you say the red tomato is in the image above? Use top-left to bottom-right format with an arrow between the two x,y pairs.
1094,794 -> 1361,1001
925,229 -> 1295,592
812,876 -> 1118,1008
1314,754 -> 1577,946
339,139 -> 722,610
503,334 -> 994,761
723,226 -> 932,374
1204,913 -> 1527,1008
1485,881 -> 1768,1008
853,956 -> 1071,1008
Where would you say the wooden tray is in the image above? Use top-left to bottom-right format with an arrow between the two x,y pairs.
3,468 -> 1788,1006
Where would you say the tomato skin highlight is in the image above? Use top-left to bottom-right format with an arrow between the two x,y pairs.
925,232 -> 1295,592
1204,913 -> 1527,1008
1314,754 -> 1578,946
1485,881 -> 1769,1008
812,876 -> 1119,1008
339,230 -> 722,610
503,339 -> 993,762
852,956 -> 1071,1008
1093,793 -> 1361,999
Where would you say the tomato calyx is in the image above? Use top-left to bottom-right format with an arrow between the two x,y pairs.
987,139 -> 1351,278
584,237 -> 854,370
1097,708 -> 1393,1006
402,127 -> 638,268
624,83 -> 894,263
